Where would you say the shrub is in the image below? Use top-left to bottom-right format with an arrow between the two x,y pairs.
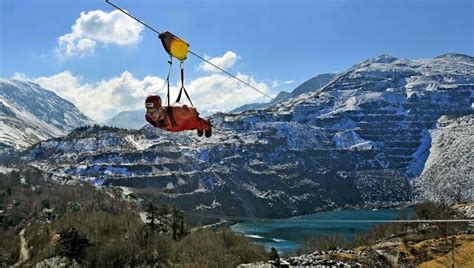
174,228 -> 268,267
58,228 -> 92,264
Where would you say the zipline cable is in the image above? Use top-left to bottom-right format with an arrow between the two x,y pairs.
105,0 -> 161,35
182,210 -> 474,223
188,51 -> 275,100
105,0 -> 275,101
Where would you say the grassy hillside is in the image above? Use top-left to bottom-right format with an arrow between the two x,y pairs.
418,238 -> 474,268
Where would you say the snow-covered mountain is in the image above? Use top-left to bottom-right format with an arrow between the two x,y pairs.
0,79 -> 92,150
415,114 -> 474,203
231,73 -> 336,113
230,91 -> 289,113
287,73 -> 337,99
23,54 -> 474,218
104,110 -> 146,130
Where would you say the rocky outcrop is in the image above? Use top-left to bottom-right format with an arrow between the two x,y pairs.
414,114 -> 474,203
238,248 -> 367,267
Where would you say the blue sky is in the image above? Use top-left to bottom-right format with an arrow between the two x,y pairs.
1,0 -> 473,121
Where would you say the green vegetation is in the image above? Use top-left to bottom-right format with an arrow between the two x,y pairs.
173,228 -> 268,267
0,167 -> 269,267
58,228 -> 92,264
0,227 -> 20,264
3,167 -> 470,267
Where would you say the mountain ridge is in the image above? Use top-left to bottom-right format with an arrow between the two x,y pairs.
0,79 -> 93,149
104,109 -> 146,130
18,53 -> 474,218
231,73 -> 337,113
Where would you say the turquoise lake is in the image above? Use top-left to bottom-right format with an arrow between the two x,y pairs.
231,208 -> 413,253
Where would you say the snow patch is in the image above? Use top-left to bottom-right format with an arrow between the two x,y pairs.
194,200 -> 222,211
124,134 -> 156,151
406,129 -> 431,178
333,130 -> 374,150
0,166 -> 17,174
165,182 -> 175,189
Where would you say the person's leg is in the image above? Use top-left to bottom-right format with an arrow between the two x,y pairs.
204,127 -> 212,137
196,117 -> 212,137
201,118 -> 212,137
197,129 -> 204,137
179,116 -> 211,136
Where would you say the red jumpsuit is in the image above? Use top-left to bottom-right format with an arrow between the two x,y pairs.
145,105 -> 211,132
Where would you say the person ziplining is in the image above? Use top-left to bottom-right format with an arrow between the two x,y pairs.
145,31 -> 212,137
145,95 -> 212,137
104,0 -> 274,137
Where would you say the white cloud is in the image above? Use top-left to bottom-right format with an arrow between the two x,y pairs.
12,73 -> 30,81
30,70 -> 271,122
34,71 -> 165,122
187,73 -> 269,114
56,10 -> 144,60
271,79 -> 295,89
198,51 -> 240,72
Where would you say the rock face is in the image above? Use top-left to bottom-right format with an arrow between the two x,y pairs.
24,54 -> 474,218
239,248 -> 366,268
0,79 -> 92,150
415,114 -> 474,203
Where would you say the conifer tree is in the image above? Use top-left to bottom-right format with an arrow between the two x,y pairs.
145,202 -> 158,232
270,247 -> 280,266
59,228 -> 92,264
157,204 -> 170,235
171,206 -> 187,240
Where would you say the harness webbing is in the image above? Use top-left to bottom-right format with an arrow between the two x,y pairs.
165,107 -> 177,127
175,61 -> 194,106
165,57 -> 172,107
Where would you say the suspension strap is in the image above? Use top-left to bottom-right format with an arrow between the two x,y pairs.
164,107 -> 177,127
175,61 -> 194,106
165,56 -> 173,107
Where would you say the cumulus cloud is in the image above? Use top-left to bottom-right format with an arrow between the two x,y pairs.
198,51 -> 240,72
34,71 -> 165,122
56,10 -> 144,60
31,70 -> 271,122
187,73 -> 269,114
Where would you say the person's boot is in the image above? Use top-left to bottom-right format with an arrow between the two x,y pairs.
197,129 -> 204,137
205,127 -> 212,138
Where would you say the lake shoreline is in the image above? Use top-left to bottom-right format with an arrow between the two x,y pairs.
192,200 -> 418,231
230,207 -> 417,253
